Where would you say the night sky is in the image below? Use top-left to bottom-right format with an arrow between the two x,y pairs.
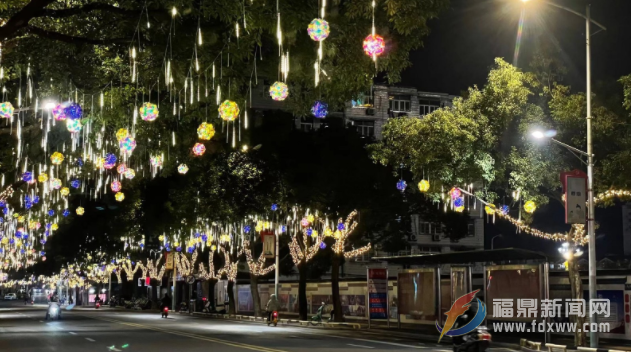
400,0 -> 631,257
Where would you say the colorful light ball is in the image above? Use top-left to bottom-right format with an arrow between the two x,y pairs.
177,164 -> 189,174
111,181 -> 122,192
396,180 -> 407,191
192,143 -> 206,156
455,206 -> 465,213
418,180 -> 430,192
104,153 -> 117,169
63,102 -> 82,120
95,157 -> 105,169
51,178 -> 62,189
307,18 -> 330,41
269,81 -> 289,101
117,164 -> 127,174
115,192 -> 125,202
52,104 -> 66,121
197,122 -> 215,140
60,187 -> 70,196
76,207 -> 85,215
63,209 -> 70,217
66,119 -> 82,133
116,128 -> 129,141
38,173 -> 49,183
449,188 -> 461,200
484,205 -> 495,215
301,218 -> 310,227
218,100 -> 240,121
311,100 -> 328,118
70,180 -> 80,188
363,34 -> 385,57
500,205 -> 510,215
150,155 -> 163,167
454,197 -> 464,208
22,172 -> 33,183
50,152 -> 64,165
271,204 -> 278,211
124,169 -> 136,180
139,102 -> 159,121
119,136 -> 137,155
48,209 -> 55,216
524,200 -> 537,214
0,102 -> 14,119
337,222 -> 346,231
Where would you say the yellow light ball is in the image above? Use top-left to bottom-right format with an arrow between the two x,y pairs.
418,180 -> 430,192
455,206 -> 465,213
51,223 -> 59,231
325,228 -> 333,237
211,245 -> 217,251
115,192 -> 125,202
38,173 -> 49,183
76,207 -> 85,216
50,152 -> 64,165
60,187 -> 70,196
197,122 -> 216,140
524,200 -> 537,214
116,128 -> 129,141
484,205 -> 496,215
159,235 -> 165,241
18,216 -> 25,223
307,214 -> 315,223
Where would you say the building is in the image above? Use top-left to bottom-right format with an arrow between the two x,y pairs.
622,204 -> 631,256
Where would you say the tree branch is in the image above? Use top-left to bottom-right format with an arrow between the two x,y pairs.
0,0 -> 56,40
27,25 -> 130,45
34,3 -> 141,18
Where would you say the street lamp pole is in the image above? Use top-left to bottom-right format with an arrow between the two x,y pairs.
491,235 -> 502,250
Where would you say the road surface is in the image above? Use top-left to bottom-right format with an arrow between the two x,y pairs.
0,300 -> 518,352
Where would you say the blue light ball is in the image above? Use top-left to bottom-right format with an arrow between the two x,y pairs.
187,247 -> 194,253
194,232 -> 200,238
307,228 -> 313,236
0,200 -> 5,208
70,180 -> 80,188
63,209 -> 70,217
33,196 -> 40,204
48,209 -> 55,216
63,102 -> 83,120
396,180 -> 407,191
2,208 -> 8,215
44,230 -> 50,237
40,239 -> 46,245
104,153 -> 117,166
454,197 -> 464,208
244,225 -> 251,233
76,157 -> 84,167
271,204 -> 279,211
500,205 -> 510,215
311,100 -> 328,118
25,201 -> 33,210
281,226 -> 287,233
320,242 -> 326,249
46,223 -> 52,229
201,234 -> 208,241
337,223 -> 345,231
176,246 -> 182,252
22,171 -> 33,182
40,251 -> 46,256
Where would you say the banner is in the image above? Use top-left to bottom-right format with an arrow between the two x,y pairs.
561,170 -> 587,224
368,268 -> 388,320
262,232 -> 275,259
165,252 -> 174,270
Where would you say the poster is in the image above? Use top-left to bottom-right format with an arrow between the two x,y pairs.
566,175 -> 586,224
398,269 -> 436,320
279,293 -> 299,313
342,294 -> 366,317
165,252 -> 174,270
584,290 -> 625,334
237,285 -> 254,313
263,232 -> 275,259
311,295 -> 332,314
368,268 -> 388,319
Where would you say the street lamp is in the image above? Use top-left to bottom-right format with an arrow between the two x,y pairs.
491,234 -> 502,250
523,2 -> 606,346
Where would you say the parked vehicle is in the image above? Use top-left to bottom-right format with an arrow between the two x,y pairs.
4,293 -> 17,300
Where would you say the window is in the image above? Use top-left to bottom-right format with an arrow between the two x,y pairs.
419,222 -> 430,234
354,120 -> 374,137
389,95 -> 411,112
419,99 -> 441,116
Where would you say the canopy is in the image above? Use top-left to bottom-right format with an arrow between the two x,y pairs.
372,248 -> 551,266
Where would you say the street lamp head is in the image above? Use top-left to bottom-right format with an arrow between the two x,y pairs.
531,130 -> 545,139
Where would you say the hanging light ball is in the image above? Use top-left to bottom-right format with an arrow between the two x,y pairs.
50,178 -> 62,190
192,143 -> 206,156
117,164 -> 127,174
52,104 -> 67,121
124,169 -> 136,180
455,205 -> 465,213
396,180 -> 407,191
363,34 -> 385,57
116,128 -> 129,141
70,179 -> 80,189
311,100 -> 328,118
103,153 -> 117,169
197,122 -> 215,140
271,204 -> 279,211
63,102 -> 83,120
150,155 -> 163,168
307,18 -> 330,41
418,180 -> 430,192
60,187 -> 70,196
301,218 -> 310,227
218,100 -> 240,121
119,136 -> 137,155
95,157 -> 105,169
115,192 -> 125,202
22,172 -> 33,183
76,207 -> 85,216
269,82 -> 289,101
500,205 -> 510,215
524,200 -> 537,214
66,119 -> 82,133
139,102 -> 159,121
111,181 -> 122,193
62,209 -> 70,217
449,188 -> 461,200
177,164 -> 189,174
50,152 -> 64,165
48,209 -> 55,216
38,173 -> 49,183
484,205 -> 496,215
319,242 -> 327,249
0,102 -> 14,119
454,197 -> 464,208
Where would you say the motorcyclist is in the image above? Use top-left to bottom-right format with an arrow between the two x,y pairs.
46,296 -> 61,320
265,294 -> 281,322
451,299 -> 479,345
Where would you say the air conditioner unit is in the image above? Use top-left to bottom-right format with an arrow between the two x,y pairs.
366,108 -> 375,116
409,235 -> 418,242
432,234 -> 441,242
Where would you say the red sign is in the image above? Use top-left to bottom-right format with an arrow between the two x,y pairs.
146,277 -> 151,286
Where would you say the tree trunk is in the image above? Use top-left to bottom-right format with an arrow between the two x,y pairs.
569,259 -> 586,346
331,253 -> 344,322
250,273 -> 262,317
298,259 -> 308,320
227,281 -> 236,315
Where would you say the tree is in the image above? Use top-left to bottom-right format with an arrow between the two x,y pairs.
239,239 -> 275,317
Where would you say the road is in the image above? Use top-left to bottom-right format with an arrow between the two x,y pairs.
0,301 -> 518,352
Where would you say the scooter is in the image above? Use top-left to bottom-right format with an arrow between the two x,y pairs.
267,311 -> 278,327
95,302 -> 101,309
162,307 -> 169,318
46,303 -> 61,321
452,326 -> 491,352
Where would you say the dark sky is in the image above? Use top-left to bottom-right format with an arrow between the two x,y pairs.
400,0 -> 631,257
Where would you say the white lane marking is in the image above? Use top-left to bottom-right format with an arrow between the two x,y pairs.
328,335 -> 427,349
108,346 -> 122,351
69,332 -> 77,335
348,344 -> 375,349
39,321 -> 43,323
85,338 -> 95,342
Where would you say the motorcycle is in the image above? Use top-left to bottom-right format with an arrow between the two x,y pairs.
46,303 -> 61,321
161,307 -> 169,318
267,311 -> 279,327
95,302 -> 101,309
452,326 -> 491,352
